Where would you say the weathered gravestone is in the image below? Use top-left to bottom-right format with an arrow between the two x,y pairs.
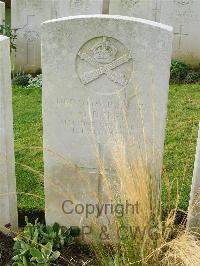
42,15 -> 172,228
51,0 -> 104,18
187,123 -> 200,232
109,0 -> 162,22
160,0 -> 200,66
0,36 -> 18,232
0,1 -> 5,26
11,0 -> 53,73
12,0 -> 104,73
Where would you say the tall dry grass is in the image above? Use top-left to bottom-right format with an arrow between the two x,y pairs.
88,131 -> 200,266
2,118 -> 200,266
2,133 -> 200,265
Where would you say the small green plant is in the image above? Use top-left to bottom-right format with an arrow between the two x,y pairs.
12,73 -> 42,88
27,74 -> 42,89
170,60 -> 200,84
12,218 -> 80,266
0,24 -> 17,53
185,70 -> 200,84
12,72 -> 32,87
12,241 -> 60,266
170,60 -> 191,84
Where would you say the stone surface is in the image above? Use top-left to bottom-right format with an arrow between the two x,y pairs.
52,0 -> 104,18
42,15 -> 172,227
11,0 -> 53,73
109,0 -> 162,22
11,0 -> 104,73
0,1 -> 5,26
187,123 -> 200,232
0,36 -> 18,232
160,0 -> 200,66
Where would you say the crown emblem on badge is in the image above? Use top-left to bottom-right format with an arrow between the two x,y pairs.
91,37 -> 118,64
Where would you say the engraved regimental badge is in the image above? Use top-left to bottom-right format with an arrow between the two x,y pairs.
76,37 -> 133,88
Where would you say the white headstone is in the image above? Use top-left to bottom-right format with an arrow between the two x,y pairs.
187,123 -> 200,232
12,0 -> 104,73
11,0 -> 53,73
160,0 -> 200,66
0,1 -> 5,26
0,35 -> 18,232
109,0 -> 162,22
42,15 -> 172,227
52,0 -> 104,18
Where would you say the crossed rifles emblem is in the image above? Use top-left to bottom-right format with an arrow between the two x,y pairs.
78,38 -> 132,86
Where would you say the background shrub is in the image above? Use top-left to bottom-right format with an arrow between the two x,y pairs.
12,72 -> 32,87
170,60 -> 200,84
12,73 -> 42,88
28,74 -> 42,88
185,70 -> 200,84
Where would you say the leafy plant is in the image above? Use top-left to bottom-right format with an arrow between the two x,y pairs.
12,73 -> 42,88
170,60 -> 191,84
170,60 -> 200,84
27,74 -> 42,89
0,24 -> 17,53
30,243 -> 60,265
12,218 -> 80,266
12,72 -> 32,87
12,241 -> 60,266
185,70 -> 200,84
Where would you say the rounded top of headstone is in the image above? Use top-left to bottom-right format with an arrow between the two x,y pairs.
42,14 -> 173,33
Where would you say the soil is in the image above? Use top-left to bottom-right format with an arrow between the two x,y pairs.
18,210 -> 45,227
0,231 -> 14,266
56,242 -> 96,266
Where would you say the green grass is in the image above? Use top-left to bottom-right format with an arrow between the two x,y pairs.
163,84 -> 200,210
5,8 -> 11,26
12,84 -> 200,212
13,86 -> 44,211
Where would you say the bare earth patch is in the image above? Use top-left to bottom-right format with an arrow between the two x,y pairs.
0,231 -> 14,265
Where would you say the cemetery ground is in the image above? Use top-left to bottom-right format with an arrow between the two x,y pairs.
0,82 -> 198,265
13,83 -> 200,214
